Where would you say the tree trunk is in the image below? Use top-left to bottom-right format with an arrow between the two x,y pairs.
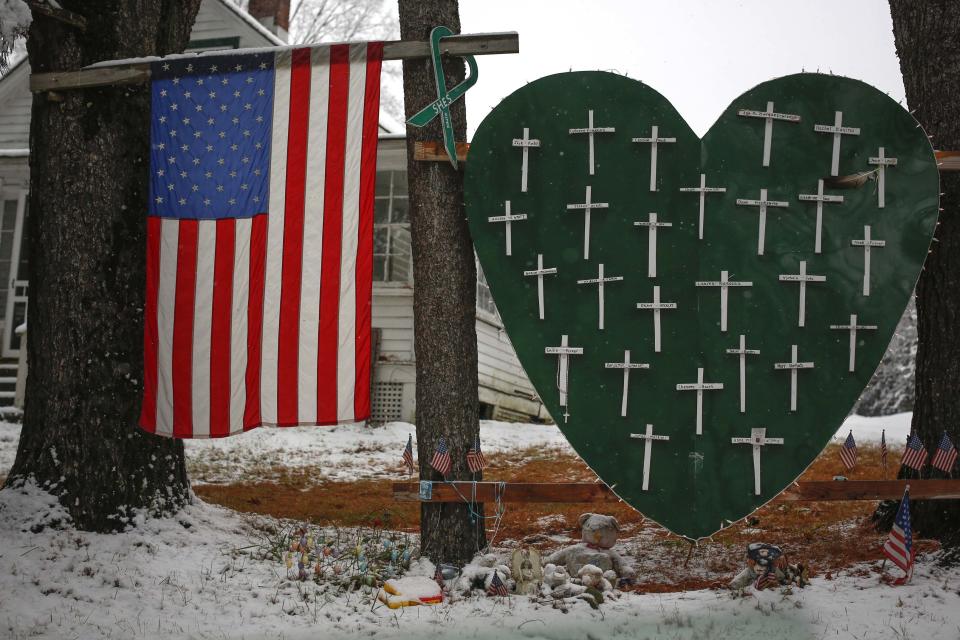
878,0 -> 960,560
398,0 -> 485,566
3,0 -> 201,531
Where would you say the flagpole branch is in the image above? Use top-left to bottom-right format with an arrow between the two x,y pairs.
29,32 -> 519,93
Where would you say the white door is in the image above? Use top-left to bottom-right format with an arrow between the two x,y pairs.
0,189 -> 27,358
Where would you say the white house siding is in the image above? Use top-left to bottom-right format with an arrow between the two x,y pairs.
191,0 -> 284,49
476,316 -> 542,421
0,158 -> 29,189
0,62 -> 30,155
0,91 -> 30,150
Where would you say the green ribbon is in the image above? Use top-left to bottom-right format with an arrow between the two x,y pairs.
406,26 -> 478,170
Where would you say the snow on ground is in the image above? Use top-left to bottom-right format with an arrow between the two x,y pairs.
0,413 -> 911,485
834,412 -> 913,443
0,479 -> 957,640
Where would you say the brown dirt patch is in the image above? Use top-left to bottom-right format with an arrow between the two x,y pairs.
194,441 -> 939,588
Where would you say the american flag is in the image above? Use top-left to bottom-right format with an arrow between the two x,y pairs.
430,437 -> 452,477
882,486 -> 914,584
840,430 -> 857,471
900,433 -> 928,472
753,570 -> 780,591
466,434 -> 487,473
487,571 -> 509,596
931,431 -> 958,474
402,434 -> 415,473
880,429 -> 888,472
139,44 -> 383,438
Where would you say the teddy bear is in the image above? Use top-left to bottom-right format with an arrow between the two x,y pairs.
546,513 -> 636,584
727,543 -> 809,591
577,564 -> 613,592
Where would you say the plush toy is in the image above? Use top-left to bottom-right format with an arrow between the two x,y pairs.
728,543 -> 810,591
453,558 -> 512,595
546,513 -> 636,582
577,564 -> 613,592
542,563 -> 570,589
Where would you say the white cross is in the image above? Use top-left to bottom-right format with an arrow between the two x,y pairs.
725,334 -> 760,413
737,101 -> 801,167
851,225 -> 885,296
568,109 -> 615,176
676,367 -> 724,436
576,263 -> 623,330
523,253 -> 557,320
512,127 -> 541,193
774,344 -> 815,412
694,270 -> 753,332
814,110 -> 861,177
633,212 -> 672,278
487,200 -> 528,257
868,147 -> 898,208
631,125 -> 677,191
778,261 -> 826,327
545,334 -> 583,423
735,188 -> 789,256
679,173 -> 726,240
731,427 -> 784,496
830,313 -> 878,372
566,185 -> 609,260
636,285 -> 677,353
605,350 -> 649,417
629,424 -> 670,491
798,179 -> 844,254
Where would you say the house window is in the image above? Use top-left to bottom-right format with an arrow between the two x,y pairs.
476,259 -> 501,323
374,170 -> 412,283
0,199 -> 18,314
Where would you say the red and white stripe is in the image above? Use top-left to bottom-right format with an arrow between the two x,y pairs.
900,444 -> 928,472
883,523 -> 911,571
140,43 -> 382,438
839,446 -> 857,471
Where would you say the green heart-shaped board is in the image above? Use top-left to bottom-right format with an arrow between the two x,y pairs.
464,72 -> 939,539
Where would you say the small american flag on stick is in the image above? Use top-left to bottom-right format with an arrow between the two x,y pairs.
900,433 -> 928,472
931,431 -> 958,474
753,570 -> 780,591
487,571 -> 509,596
882,485 -> 914,584
466,434 -> 487,473
880,429 -> 888,473
402,434 -> 415,474
839,431 -> 857,470
430,437 -> 452,477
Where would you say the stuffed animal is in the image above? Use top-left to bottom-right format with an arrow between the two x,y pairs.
577,564 -> 613,592
546,513 -> 636,582
542,563 -> 570,588
728,543 -> 810,591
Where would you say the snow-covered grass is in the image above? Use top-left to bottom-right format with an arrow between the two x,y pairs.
1,479 -> 958,640
167,420 -> 567,484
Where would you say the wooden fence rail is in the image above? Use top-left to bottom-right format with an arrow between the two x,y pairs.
392,479 -> 960,504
